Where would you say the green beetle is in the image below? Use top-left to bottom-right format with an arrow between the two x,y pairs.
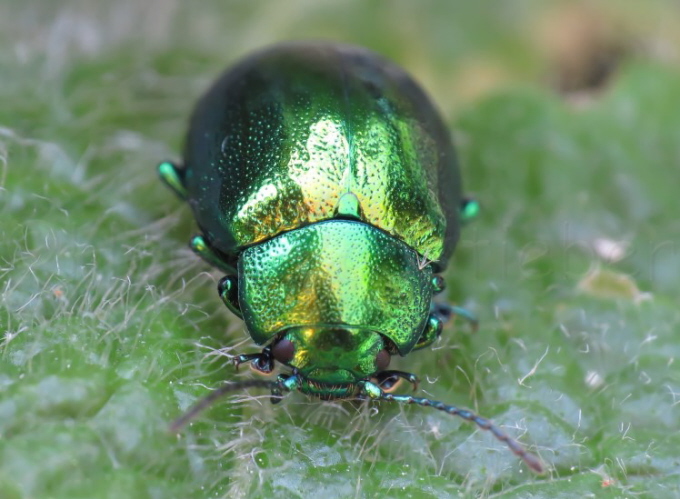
159,42 -> 542,472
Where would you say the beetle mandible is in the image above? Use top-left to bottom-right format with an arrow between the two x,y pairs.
159,42 -> 542,473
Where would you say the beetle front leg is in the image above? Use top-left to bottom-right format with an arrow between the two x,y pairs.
412,313 -> 444,351
432,302 -> 479,331
375,370 -> 420,391
429,274 -> 478,330
414,303 -> 479,351
234,346 -> 275,374
217,275 -> 243,318
270,374 -> 300,404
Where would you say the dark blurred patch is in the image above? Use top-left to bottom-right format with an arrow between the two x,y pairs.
538,5 -> 632,97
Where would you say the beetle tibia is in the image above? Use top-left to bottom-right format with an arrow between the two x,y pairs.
158,161 -> 187,199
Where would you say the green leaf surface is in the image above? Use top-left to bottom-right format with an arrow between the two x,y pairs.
2,1 -> 679,498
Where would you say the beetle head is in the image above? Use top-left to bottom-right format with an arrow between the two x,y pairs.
270,326 -> 391,385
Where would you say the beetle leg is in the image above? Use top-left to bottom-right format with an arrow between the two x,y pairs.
218,275 -> 243,318
412,312 -> 444,351
271,374 -> 300,404
189,235 -> 235,273
375,370 -> 419,392
432,302 -> 479,331
158,161 -> 187,199
460,197 -> 480,224
234,347 -> 274,374
414,304 -> 479,351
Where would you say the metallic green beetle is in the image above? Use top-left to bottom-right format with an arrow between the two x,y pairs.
160,42 -> 542,472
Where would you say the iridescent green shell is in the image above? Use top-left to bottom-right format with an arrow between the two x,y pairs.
182,42 -> 462,272
239,219 -> 433,355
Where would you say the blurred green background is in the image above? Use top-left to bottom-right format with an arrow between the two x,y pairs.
2,1 -> 680,497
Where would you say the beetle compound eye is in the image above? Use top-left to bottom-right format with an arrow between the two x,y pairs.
375,349 -> 391,371
272,339 -> 295,364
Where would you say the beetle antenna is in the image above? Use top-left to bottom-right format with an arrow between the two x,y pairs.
170,380 -> 282,433
380,392 -> 544,473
